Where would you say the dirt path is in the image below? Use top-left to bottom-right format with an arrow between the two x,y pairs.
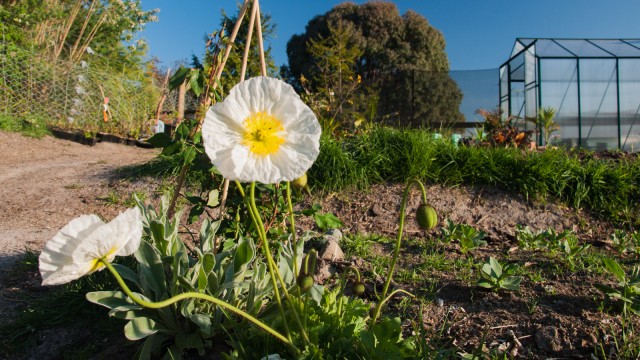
0,131 -> 159,271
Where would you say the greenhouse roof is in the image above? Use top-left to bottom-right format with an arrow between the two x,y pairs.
510,38 -> 640,59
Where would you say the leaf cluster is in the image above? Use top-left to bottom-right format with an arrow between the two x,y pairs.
477,257 -> 522,292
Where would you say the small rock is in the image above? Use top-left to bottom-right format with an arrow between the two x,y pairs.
369,203 -> 385,216
323,235 -> 341,246
535,325 -> 563,353
320,240 -> 344,261
435,298 -> 444,307
325,228 -> 343,240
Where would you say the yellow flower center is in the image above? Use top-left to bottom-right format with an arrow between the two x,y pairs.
241,112 -> 285,156
87,247 -> 118,273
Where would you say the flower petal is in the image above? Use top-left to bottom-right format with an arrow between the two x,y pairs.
202,76 -> 321,184
39,215 -> 104,285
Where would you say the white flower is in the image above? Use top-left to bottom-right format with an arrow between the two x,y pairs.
202,76 -> 321,184
39,208 -> 142,286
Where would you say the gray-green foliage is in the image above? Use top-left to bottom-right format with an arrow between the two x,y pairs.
477,257 -> 522,292
86,196 -> 273,358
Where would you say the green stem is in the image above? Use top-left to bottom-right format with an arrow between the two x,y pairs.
371,179 -> 427,323
246,183 -> 292,342
101,259 -> 294,350
247,182 -> 309,344
285,182 -> 299,278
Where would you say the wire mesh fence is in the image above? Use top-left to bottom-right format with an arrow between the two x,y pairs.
0,41 -> 161,138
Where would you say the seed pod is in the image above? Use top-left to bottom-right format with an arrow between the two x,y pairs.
297,274 -> 314,292
292,173 -> 308,189
416,204 -> 438,230
352,281 -> 365,296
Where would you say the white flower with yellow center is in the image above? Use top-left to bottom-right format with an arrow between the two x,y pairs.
202,76 -> 321,184
39,208 -> 142,286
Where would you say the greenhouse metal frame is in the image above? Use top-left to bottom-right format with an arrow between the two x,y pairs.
499,38 -> 640,151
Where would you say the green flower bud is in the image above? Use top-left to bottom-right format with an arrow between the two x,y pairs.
352,281 -> 365,296
416,204 -> 438,230
292,173 -> 308,189
297,274 -> 314,292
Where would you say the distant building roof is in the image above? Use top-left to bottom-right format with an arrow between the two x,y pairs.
508,38 -> 640,60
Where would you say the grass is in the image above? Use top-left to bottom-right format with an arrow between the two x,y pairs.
308,126 -> 640,227
0,252 -> 132,358
0,114 -> 51,138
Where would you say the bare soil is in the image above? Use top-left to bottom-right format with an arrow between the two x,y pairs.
0,131 -> 635,359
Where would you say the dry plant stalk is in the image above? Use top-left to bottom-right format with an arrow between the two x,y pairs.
168,0 -> 269,218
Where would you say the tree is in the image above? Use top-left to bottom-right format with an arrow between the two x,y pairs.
285,1 -> 463,127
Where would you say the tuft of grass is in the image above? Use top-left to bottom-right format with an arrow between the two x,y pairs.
309,126 -> 640,227
0,114 -> 51,138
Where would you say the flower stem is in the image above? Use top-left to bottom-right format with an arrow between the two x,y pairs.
100,259 -> 294,350
247,182 -> 309,344
371,179 -> 427,323
285,182 -> 299,278
245,183 -> 292,342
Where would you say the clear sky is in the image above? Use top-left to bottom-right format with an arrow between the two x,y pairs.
140,0 -> 640,71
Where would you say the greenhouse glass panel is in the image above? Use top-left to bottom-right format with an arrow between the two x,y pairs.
540,59 -> 579,146
591,40 -> 640,57
578,59 -> 618,150
535,40 -> 574,57
619,59 -> 640,152
555,39 -> 611,57
501,38 -> 640,150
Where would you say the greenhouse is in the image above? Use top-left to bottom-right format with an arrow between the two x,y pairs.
500,38 -> 640,151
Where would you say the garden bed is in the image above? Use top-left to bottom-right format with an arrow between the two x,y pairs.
0,131 -> 638,359
48,127 -> 154,148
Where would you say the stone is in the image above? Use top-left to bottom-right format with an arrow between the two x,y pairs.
325,228 -> 343,241
535,325 -> 563,353
319,239 -> 344,262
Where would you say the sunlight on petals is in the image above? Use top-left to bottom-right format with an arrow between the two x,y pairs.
38,207 -> 142,286
202,76 -> 321,184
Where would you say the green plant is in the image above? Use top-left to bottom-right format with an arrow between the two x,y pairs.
610,229 -> 639,256
477,257 -> 522,292
536,106 -> 559,146
440,219 -> 487,253
595,258 -> 640,316
85,196 -> 278,358
301,203 -> 344,231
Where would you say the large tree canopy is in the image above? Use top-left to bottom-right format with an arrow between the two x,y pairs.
285,1 -> 463,127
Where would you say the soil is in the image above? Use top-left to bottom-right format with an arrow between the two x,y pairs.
0,131 -> 635,359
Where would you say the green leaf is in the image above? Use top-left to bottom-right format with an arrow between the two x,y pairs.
176,332 -> 205,354
313,212 -> 344,230
146,132 -> 172,148
309,284 -> 324,304
189,314 -> 213,336
86,291 -> 135,309
234,239 -> 255,273
124,317 -> 159,340
477,279 -> 494,289
112,264 -> 141,289
206,189 -> 220,207
501,276 -> 522,291
202,253 -> 216,273
489,257 -> 502,278
161,142 -> 182,156
182,146 -> 196,165
137,334 -> 170,360
603,258 -> 627,283
169,66 -> 190,90
189,70 -> 204,97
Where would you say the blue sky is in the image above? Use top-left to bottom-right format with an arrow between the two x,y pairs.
140,0 -> 640,71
